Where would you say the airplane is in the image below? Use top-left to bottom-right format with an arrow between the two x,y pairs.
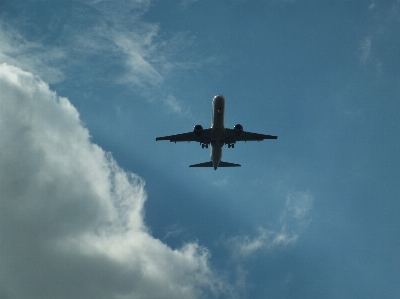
155,95 -> 278,170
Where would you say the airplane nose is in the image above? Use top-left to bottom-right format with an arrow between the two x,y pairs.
213,95 -> 225,104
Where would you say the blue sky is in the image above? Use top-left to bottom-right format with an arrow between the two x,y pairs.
1,1 -> 399,298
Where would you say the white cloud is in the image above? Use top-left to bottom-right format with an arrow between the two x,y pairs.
181,0 -> 198,9
162,224 -> 186,241
0,22 -> 66,83
359,36 -> 372,63
58,0 -> 165,90
162,94 -> 194,117
74,0 -> 206,92
228,191 -> 313,258
229,227 -> 298,258
358,3 -> 400,73
213,177 -> 229,188
164,94 -> 183,113
0,63 -> 234,299
0,0 -> 215,115
282,190 -> 314,222
113,30 -> 164,87
368,2 -> 376,10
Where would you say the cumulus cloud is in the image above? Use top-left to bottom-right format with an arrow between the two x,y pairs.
228,191 -> 313,258
0,63 -> 233,299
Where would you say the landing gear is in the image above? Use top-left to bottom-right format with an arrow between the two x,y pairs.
201,143 -> 209,149
228,144 -> 235,148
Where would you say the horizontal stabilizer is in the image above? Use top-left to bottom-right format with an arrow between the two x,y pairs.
219,161 -> 241,167
189,161 -> 241,168
189,161 -> 213,167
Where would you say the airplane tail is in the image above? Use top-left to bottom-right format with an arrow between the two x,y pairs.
218,161 -> 241,167
189,161 -> 214,167
189,161 -> 241,168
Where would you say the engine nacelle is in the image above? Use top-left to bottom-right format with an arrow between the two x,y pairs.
234,124 -> 243,136
193,124 -> 203,137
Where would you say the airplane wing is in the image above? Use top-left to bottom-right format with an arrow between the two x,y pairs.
224,128 -> 277,144
155,128 -> 212,143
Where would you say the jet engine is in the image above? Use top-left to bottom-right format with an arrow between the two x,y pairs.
193,124 -> 203,137
234,124 -> 243,136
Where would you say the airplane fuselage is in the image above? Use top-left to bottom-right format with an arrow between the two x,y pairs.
211,95 -> 226,169
155,95 -> 277,169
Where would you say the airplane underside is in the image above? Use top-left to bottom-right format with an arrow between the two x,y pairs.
155,95 -> 277,170
189,161 -> 241,169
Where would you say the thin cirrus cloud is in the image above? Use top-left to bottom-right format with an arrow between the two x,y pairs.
0,22 -> 66,84
228,191 -> 314,258
164,94 -> 183,113
72,0 -> 209,99
0,63 -> 234,299
359,36 -> 372,64
0,0 -> 200,114
358,3 -> 400,73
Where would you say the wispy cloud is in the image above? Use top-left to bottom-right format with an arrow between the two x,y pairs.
0,22 -> 66,83
0,63 -> 234,299
162,223 -> 187,241
358,2 -> 400,74
113,30 -> 167,92
0,0 -> 213,115
164,94 -> 183,113
213,177 -> 230,188
181,0 -> 198,10
359,36 -> 372,64
229,227 -> 298,258
368,2 -> 376,10
282,190 -> 314,223
76,0 -> 216,104
228,191 -> 314,258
